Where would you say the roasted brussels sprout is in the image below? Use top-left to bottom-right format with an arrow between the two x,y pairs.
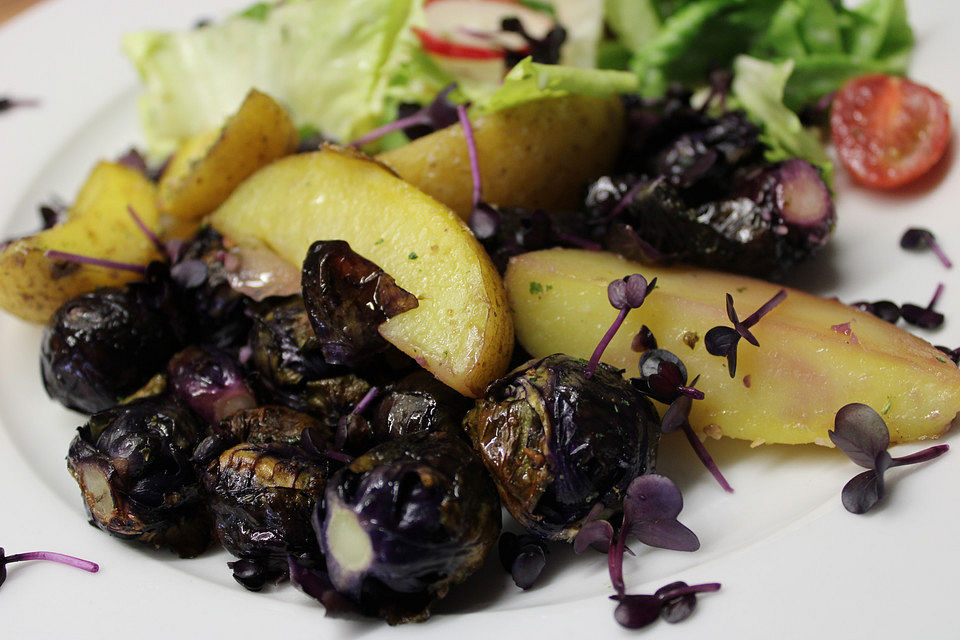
319,431 -> 501,624
168,226 -> 252,348
204,442 -> 331,580
584,90 -> 835,278
66,395 -> 210,557
246,296 -> 374,426
199,406 -> 337,588
465,354 -> 660,541
167,345 -> 257,425
371,371 -> 471,443
301,240 -> 418,366
41,287 -> 181,414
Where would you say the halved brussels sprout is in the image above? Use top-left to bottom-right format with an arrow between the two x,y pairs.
465,354 -> 660,541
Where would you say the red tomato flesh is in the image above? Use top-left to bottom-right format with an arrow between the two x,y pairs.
830,74 -> 951,189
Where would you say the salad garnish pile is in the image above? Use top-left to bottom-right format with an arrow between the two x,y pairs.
1,0 -> 957,633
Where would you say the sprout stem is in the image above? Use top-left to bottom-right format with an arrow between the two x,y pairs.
928,283 -> 945,310
127,206 -> 168,258
586,308 -> 629,378
350,112 -> 428,148
457,105 -> 483,209
930,242 -> 953,269
323,449 -> 354,464
45,250 -> 146,275
681,424 -> 733,493
608,179 -> 646,220
742,289 -> 787,328
3,550 -> 99,573
607,522 -> 628,597
656,581 -> 722,601
554,230 -> 602,251
352,386 -> 381,415
890,443 -> 949,467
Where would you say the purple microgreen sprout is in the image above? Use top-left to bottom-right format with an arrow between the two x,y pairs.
351,386 -> 380,416
660,378 -> 733,493
0,96 -> 40,113
498,532 -> 549,590
127,205 -> 169,259
900,228 -> 952,269
573,503 -> 614,554
585,274 -> 656,378
851,299 -> 901,324
298,427 -> 353,465
632,325 -> 658,352
636,349 -> 703,403
612,581 -> 721,629
0,547 -> 98,589
607,475 -> 700,597
900,282 -> 945,330
705,289 -> 787,377
350,84 -> 460,148
608,178 -> 647,220
44,250 -> 147,275
828,403 -> 949,514
287,556 -> 355,616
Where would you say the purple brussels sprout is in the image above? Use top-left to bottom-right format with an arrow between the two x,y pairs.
66,395 -> 210,557
167,346 -> 257,425
301,240 -> 418,367
464,354 -> 661,541
41,287 -> 181,414
318,431 -> 501,623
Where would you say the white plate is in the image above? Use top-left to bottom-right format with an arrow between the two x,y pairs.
1,1 -> 958,638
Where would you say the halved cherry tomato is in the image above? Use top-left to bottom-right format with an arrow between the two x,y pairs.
830,74 -> 951,189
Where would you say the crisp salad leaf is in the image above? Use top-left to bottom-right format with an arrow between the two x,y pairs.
607,0 -> 913,108
124,0 -> 423,157
472,57 -> 639,115
730,55 -> 833,185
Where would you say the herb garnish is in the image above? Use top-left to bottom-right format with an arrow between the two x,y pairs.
705,290 -> 786,377
900,228 -> 952,269
613,581 -> 721,629
498,532 -> 548,590
0,96 -> 39,114
350,84 -> 460,148
0,547 -> 98,589
573,475 -> 715,629
828,403 -> 949,514
900,283 -> 945,329
585,274 -> 655,378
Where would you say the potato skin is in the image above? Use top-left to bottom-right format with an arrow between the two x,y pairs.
377,95 -> 625,218
211,147 -> 513,398
0,162 -> 161,324
507,248 -> 960,445
158,88 -> 298,226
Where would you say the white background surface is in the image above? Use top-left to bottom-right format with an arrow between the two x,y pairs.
1,1 -> 959,638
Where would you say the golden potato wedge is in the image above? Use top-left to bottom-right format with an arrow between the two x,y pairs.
376,95 -> 624,218
158,88 -> 298,227
506,248 -> 960,445
0,162 -> 161,324
210,146 -> 513,397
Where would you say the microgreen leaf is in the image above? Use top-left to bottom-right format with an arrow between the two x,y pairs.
611,581 -> 721,630
622,475 -> 700,552
498,532 -> 549,590
705,290 -> 786,377
901,228 -> 952,269
829,403 -> 950,514
900,283 -> 945,330
287,556 -> 355,616
632,325 -> 658,352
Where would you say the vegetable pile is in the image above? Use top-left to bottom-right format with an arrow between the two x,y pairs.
1,0 -> 957,632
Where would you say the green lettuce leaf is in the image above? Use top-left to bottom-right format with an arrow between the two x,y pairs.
123,0 -> 422,157
471,57 -> 639,115
730,55 -> 833,185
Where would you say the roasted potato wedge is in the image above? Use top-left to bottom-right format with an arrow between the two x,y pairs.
376,95 -> 624,218
211,146 -> 513,397
506,248 -> 960,445
0,162 -> 162,324
158,88 -> 298,228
